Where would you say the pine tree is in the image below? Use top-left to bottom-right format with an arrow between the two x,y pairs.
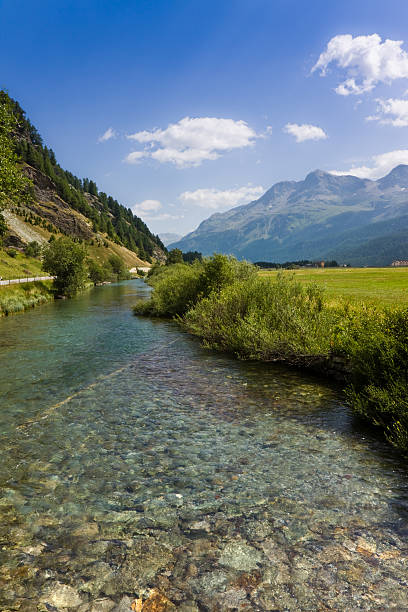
0,94 -> 32,210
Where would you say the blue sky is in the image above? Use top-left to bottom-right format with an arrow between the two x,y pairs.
2,0 -> 408,236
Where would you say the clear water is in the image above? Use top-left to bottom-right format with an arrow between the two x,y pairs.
0,281 -> 407,611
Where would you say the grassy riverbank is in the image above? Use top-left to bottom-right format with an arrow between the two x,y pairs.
134,257 -> 408,453
0,281 -> 54,316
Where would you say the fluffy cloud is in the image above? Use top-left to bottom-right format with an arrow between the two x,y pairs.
132,199 -> 183,222
126,116 -> 259,167
330,149 -> 408,179
132,199 -> 162,214
179,185 -> 264,210
125,151 -> 147,164
283,123 -> 327,142
312,34 -> 408,95
98,127 -> 116,143
367,98 -> 408,126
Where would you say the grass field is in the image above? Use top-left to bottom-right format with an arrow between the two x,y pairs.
259,267 -> 408,306
0,249 -> 44,280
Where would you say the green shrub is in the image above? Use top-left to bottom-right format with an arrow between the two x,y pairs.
167,248 -> 183,264
335,307 -> 408,450
42,236 -> 87,296
7,248 -> 17,258
134,254 -> 256,317
88,259 -> 110,285
0,213 -> 7,237
184,273 -> 336,361
134,261 -> 203,317
24,241 -> 41,258
108,254 -> 130,280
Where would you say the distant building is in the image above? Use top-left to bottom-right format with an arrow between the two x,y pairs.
391,260 -> 408,267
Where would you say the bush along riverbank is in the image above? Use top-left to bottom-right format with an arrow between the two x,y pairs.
134,255 -> 408,453
0,281 -> 53,316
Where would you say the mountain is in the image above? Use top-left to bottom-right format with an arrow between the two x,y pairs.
160,232 -> 183,247
1,92 -> 165,266
171,167 -> 408,266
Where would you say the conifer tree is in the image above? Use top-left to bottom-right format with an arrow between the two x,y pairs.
0,93 -> 32,210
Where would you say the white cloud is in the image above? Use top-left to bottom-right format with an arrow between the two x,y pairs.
284,123 -> 327,142
179,185 -> 264,211
312,34 -> 408,95
126,116 -> 260,167
98,127 -> 116,143
132,199 -> 162,214
330,149 -> 408,179
151,147 -> 219,166
131,199 -> 183,222
367,98 -> 408,126
125,151 -> 147,164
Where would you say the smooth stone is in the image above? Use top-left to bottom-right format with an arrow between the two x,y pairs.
165,493 -> 184,507
218,541 -> 263,571
215,588 -> 247,608
40,582 -> 83,608
81,562 -> 116,597
243,520 -> 272,541
190,570 -> 228,595
111,596 -> 133,612
188,520 -> 211,533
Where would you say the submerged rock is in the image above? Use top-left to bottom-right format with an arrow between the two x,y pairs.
218,541 -> 263,571
40,582 -> 83,608
141,589 -> 176,611
111,596 -> 133,612
78,598 -> 116,612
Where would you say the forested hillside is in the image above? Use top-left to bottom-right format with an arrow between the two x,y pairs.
0,91 -> 165,262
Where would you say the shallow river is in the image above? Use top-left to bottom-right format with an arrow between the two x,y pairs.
0,281 -> 407,611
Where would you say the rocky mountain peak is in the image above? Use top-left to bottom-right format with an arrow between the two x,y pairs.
378,164 -> 408,189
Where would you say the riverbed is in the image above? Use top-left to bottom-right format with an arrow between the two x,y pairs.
0,280 -> 407,610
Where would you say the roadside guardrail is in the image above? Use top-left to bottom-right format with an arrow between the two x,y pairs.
0,276 -> 55,286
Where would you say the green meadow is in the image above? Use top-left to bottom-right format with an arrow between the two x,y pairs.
259,267 -> 408,306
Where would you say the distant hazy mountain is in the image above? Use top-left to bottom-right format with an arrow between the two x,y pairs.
171,166 -> 408,266
160,232 -> 183,247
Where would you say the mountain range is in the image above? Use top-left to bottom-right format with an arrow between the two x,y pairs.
170,166 -> 408,266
